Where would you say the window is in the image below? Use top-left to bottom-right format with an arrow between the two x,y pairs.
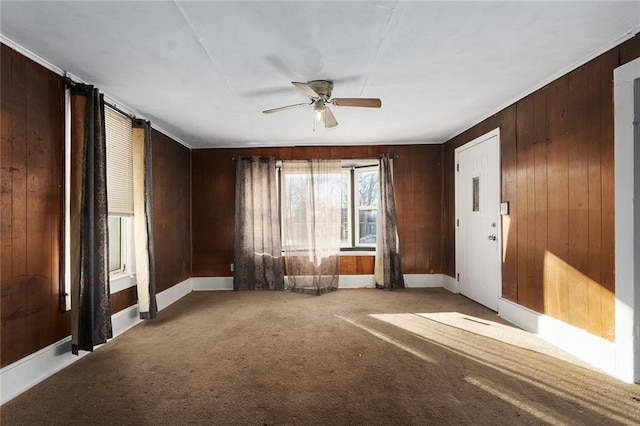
279,160 -> 379,251
104,105 -> 135,279
62,99 -> 136,311
343,163 -> 378,249
108,216 -> 123,273
472,176 -> 480,212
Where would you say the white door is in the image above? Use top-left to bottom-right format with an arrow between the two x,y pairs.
455,129 -> 501,311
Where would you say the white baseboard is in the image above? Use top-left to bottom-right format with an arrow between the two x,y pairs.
339,275 -> 376,288
498,297 -> 617,378
404,273 -> 449,288
0,336 -> 80,406
190,274 -> 450,290
0,277 -> 193,405
156,278 -> 193,310
441,274 -> 459,293
191,276 -> 233,291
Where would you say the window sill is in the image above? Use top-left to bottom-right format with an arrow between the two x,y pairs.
340,251 -> 376,256
110,272 -> 136,293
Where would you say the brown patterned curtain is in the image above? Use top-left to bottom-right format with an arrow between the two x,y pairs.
281,159 -> 341,295
374,154 -> 405,290
233,157 -> 284,290
69,84 -> 112,354
132,120 -> 157,319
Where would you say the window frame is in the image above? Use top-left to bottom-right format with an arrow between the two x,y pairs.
353,165 -> 379,250
104,105 -> 136,292
108,214 -> 136,293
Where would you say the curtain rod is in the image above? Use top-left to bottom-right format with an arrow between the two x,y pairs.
63,75 -> 139,123
103,100 -> 140,123
231,154 -> 398,161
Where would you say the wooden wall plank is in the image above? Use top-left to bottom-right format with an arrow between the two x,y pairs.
500,106 -> 518,301
1,44 -> 68,367
6,48 -> 29,362
394,147 -> 416,273
566,66 -> 590,331
515,96 -> 531,308
620,34 -> 640,66
442,141 -> 457,277
545,74 -> 570,323
531,87 -> 548,313
340,256 -> 356,275
110,286 -> 137,315
599,48 -> 619,341
586,57 -> 604,337
356,256 -> 375,274
151,130 -> 191,293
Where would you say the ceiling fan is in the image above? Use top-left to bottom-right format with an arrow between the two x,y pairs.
262,80 -> 381,128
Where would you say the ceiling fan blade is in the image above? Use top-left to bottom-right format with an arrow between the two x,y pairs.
292,81 -> 321,99
262,102 -> 310,114
332,98 -> 382,108
323,106 -> 338,128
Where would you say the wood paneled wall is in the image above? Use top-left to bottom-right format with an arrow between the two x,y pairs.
1,44 -> 68,367
0,45 -> 192,365
443,35 -> 640,341
108,130 -> 192,311
191,144 -> 443,277
150,130 -> 191,293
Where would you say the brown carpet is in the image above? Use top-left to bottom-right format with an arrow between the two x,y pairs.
2,288 -> 639,425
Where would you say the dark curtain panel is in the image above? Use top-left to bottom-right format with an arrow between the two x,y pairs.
70,85 -> 112,354
233,157 -> 284,291
375,154 -> 405,290
133,120 -> 157,319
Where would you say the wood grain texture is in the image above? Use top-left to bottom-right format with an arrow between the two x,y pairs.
500,105 -> 518,302
1,44 -> 68,367
599,48 -> 619,340
586,57 -> 603,337
545,74 -> 570,323
191,145 -> 443,277
620,34 -> 640,66
110,286 -> 137,315
566,65 -> 590,332
531,87 -> 548,314
151,130 -> 191,293
441,35 -> 640,341
0,45 -> 192,365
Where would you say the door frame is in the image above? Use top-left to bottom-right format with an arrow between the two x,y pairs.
614,57 -> 640,383
455,127 -> 502,309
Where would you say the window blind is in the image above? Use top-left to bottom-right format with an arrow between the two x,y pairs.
105,106 -> 133,215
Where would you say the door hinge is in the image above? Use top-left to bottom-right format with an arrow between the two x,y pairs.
456,218 -> 459,227
456,164 -> 459,172
457,273 -> 460,282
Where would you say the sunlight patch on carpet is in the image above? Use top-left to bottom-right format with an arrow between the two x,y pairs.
464,376 -> 570,426
335,315 -> 435,364
370,313 -> 640,426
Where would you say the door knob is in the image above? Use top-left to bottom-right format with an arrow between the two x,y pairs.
487,235 -> 496,241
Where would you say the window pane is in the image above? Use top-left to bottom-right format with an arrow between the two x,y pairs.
358,210 -> 377,244
341,173 -> 349,244
358,170 -> 378,207
472,176 -> 480,212
108,216 -> 122,272
105,106 -> 134,215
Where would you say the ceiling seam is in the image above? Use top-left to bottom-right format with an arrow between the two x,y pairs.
359,1 -> 399,97
172,0 -> 231,92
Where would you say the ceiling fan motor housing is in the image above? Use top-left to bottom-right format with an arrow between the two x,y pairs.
307,80 -> 333,100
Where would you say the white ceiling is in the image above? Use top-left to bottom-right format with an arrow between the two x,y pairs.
1,1 -> 639,149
